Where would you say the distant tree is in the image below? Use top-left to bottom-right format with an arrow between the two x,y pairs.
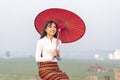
5,50 -> 11,57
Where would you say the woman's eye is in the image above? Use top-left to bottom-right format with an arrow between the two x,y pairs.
48,26 -> 52,28
49,26 -> 56,28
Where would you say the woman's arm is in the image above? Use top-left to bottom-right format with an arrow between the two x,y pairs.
35,40 -> 52,62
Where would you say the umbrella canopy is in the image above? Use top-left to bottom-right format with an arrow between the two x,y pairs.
34,8 -> 86,43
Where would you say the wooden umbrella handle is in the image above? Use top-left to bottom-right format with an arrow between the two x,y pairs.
56,29 -> 61,60
56,29 -> 61,49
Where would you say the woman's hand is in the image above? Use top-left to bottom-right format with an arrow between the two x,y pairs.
52,49 -> 60,60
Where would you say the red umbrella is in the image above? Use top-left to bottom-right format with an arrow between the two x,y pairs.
34,8 -> 86,43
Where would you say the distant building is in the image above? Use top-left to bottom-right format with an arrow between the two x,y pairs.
88,64 -> 106,72
94,54 -> 100,60
108,53 -> 114,60
108,49 -> 120,60
114,49 -> 120,60
94,54 -> 104,60
115,68 -> 120,80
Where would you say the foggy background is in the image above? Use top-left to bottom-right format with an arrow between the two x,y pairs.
0,0 -> 120,59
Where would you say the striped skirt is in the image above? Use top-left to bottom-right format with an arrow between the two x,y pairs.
38,62 -> 69,80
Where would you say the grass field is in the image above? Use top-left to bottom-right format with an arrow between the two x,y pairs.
0,58 -> 119,80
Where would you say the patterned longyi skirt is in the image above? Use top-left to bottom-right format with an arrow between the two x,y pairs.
38,62 -> 69,80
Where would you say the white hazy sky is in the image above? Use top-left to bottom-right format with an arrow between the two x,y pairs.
0,0 -> 120,57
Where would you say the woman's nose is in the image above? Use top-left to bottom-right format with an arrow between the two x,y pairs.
52,27 -> 56,30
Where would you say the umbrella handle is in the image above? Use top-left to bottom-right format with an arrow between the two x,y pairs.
55,29 -> 61,60
56,29 -> 61,49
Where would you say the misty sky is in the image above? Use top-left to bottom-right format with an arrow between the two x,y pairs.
0,0 -> 120,58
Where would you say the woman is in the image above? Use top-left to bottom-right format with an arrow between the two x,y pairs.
35,20 -> 69,80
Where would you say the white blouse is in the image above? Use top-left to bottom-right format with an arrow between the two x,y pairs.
35,36 -> 61,62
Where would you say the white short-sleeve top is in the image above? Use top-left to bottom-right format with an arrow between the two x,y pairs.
35,36 -> 61,62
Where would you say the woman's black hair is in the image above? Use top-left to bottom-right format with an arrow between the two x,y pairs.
40,20 -> 57,39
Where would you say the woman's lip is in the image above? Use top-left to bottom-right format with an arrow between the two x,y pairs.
50,31 -> 56,32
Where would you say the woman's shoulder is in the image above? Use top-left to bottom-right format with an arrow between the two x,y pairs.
37,37 -> 45,43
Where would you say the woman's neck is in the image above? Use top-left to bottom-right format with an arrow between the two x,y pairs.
46,35 -> 53,41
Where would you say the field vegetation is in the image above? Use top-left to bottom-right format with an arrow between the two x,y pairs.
0,58 -> 119,80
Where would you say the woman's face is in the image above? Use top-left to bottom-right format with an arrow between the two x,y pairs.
45,23 -> 57,36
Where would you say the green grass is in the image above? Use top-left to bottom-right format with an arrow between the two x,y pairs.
0,58 -> 119,80
0,58 -> 37,80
